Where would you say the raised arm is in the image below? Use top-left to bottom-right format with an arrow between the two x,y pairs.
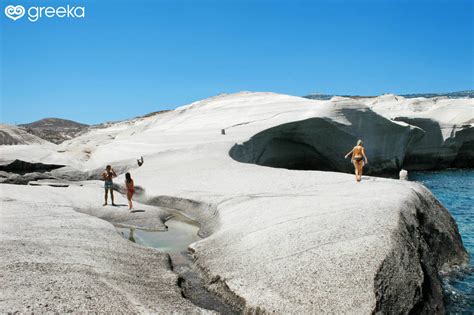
111,169 -> 117,177
344,147 -> 354,159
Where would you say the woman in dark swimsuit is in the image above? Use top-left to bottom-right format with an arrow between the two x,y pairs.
345,140 -> 368,182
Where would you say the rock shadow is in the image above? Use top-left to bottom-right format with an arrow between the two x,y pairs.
229,108 -> 422,176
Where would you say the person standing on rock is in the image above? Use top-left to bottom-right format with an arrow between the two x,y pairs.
344,140 -> 368,182
102,165 -> 117,206
125,172 -> 135,210
137,156 -> 144,167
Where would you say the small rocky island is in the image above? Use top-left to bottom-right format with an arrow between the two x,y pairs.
1,92 -> 472,313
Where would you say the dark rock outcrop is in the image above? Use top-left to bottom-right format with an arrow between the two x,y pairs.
20,118 -> 88,144
0,160 -> 64,175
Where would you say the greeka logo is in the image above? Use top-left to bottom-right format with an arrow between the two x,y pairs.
4,5 -> 24,20
4,4 -> 85,22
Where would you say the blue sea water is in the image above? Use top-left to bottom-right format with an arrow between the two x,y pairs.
411,169 -> 474,314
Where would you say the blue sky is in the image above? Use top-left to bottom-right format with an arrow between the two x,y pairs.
1,0 -> 473,125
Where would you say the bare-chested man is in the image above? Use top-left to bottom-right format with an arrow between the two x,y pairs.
102,165 -> 117,206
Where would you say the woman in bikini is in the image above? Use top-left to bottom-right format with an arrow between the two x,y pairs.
125,172 -> 135,210
345,140 -> 368,182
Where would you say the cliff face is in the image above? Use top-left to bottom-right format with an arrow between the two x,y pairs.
373,185 -> 468,314
179,177 -> 468,314
229,106 -> 424,176
366,95 -> 474,171
230,96 -> 473,176
394,117 -> 474,170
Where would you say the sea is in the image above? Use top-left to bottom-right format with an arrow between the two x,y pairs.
411,169 -> 474,314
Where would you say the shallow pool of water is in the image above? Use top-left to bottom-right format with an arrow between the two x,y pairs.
411,169 -> 474,314
116,212 -> 239,313
117,215 -> 200,253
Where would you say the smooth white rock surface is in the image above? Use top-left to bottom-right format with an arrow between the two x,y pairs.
0,92 -> 471,313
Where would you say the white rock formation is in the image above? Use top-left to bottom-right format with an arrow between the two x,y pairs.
0,183 -> 205,313
360,94 -> 474,170
0,124 -> 50,145
0,91 -> 471,313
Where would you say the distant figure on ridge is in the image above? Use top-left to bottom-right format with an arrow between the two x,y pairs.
344,140 -> 368,182
102,165 -> 117,206
137,156 -> 144,167
125,172 -> 135,210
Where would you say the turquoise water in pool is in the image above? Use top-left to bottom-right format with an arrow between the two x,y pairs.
117,216 -> 200,253
411,169 -> 474,314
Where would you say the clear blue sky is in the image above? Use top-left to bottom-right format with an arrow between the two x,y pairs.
1,0 -> 473,125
